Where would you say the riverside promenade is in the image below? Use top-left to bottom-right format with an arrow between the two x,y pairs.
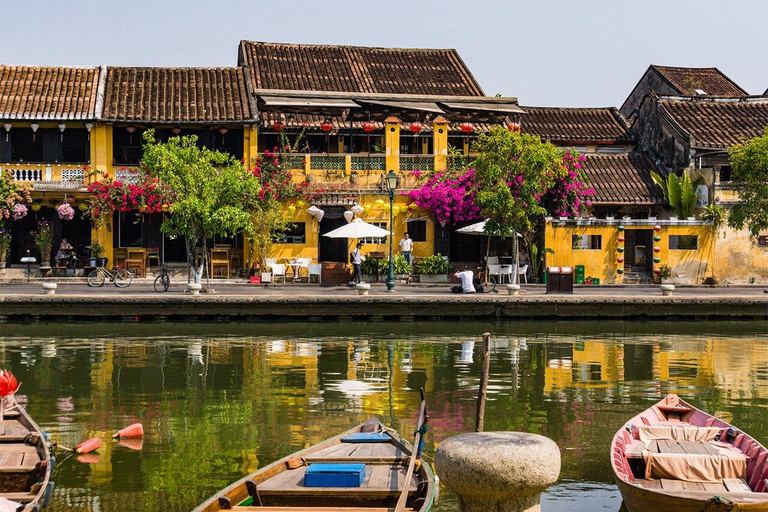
1,281 -> 766,322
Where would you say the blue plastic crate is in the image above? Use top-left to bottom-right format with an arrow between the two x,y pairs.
341,432 -> 391,443
304,463 -> 366,488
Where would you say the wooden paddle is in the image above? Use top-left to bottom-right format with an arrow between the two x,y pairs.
394,388 -> 428,512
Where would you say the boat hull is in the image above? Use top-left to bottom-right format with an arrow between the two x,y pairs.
618,477 -> 768,512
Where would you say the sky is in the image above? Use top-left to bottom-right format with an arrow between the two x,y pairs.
1,0 -> 766,108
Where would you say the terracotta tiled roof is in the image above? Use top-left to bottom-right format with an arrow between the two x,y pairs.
239,41 -> 484,96
0,65 -> 102,120
581,153 -> 664,205
658,97 -> 768,149
102,67 -> 252,123
652,66 -> 747,97
519,106 -> 633,143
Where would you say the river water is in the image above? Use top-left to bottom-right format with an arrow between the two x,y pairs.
0,320 -> 766,512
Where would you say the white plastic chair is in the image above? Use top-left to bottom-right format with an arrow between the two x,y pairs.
271,263 -> 287,283
488,264 -> 504,283
265,258 -> 277,269
308,263 -> 322,284
500,265 -> 514,283
518,264 -> 529,284
297,257 -> 312,282
487,256 -> 500,266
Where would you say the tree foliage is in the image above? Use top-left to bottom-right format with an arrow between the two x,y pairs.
650,171 -> 703,219
728,129 -> 768,236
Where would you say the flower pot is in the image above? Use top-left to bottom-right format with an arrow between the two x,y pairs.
362,274 -> 380,283
261,272 -> 272,283
418,274 -> 448,284
88,258 -> 98,267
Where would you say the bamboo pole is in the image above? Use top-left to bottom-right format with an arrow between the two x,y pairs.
475,332 -> 491,432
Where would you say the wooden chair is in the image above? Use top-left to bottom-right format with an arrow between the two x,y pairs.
114,248 -> 128,268
146,247 -> 161,267
229,248 -> 243,273
126,248 -> 147,277
209,248 -> 230,279
124,259 -> 145,278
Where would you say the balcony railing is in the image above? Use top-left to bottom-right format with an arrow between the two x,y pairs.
309,155 -> 346,172
4,164 -> 86,187
400,155 -> 435,172
351,155 -> 386,171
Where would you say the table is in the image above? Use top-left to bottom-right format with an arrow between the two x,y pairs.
286,260 -> 303,283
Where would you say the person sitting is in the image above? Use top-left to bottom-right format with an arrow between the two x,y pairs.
452,266 -> 476,293
54,238 -> 75,267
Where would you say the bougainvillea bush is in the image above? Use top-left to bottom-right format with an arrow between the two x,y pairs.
406,168 -> 483,226
0,170 -> 31,220
86,167 -> 173,225
540,150 -> 595,218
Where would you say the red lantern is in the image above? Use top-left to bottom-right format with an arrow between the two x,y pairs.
0,370 -> 18,398
362,122 -> 375,133
171,126 -> 182,135
653,246 -> 661,253
126,125 -> 136,143
272,121 -> 285,132
617,236 -> 625,243
409,121 -> 423,133
617,257 -> 624,263
653,225 -> 661,232
321,121 -> 333,133
460,122 -> 473,133
507,122 -> 521,132
653,268 -> 661,275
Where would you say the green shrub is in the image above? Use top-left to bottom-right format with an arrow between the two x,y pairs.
392,254 -> 411,275
414,254 -> 451,275
361,256 -> 388,275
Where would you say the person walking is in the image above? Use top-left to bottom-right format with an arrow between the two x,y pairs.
399,232 -> 413,265
351,242 -> 363,284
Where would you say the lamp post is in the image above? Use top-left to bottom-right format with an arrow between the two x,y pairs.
385,170 -> 400,292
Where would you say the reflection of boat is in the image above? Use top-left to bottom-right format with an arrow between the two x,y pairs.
0,397 -> 54,511
194,397 -> 435,512
613,394 -> 768,512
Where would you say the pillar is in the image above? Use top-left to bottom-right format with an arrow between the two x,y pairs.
384,117 -> 400,173
89,124 -> 114,265
433,115 -> 449,171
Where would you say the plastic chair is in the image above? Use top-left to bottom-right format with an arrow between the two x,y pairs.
518,264 -> 529,284
488,264 -> 505,283
265,258 -> 277,269
297,257 -> 311,282
308,263 -> 322,284
486,256 -> 499,266
271,263 -> 287,283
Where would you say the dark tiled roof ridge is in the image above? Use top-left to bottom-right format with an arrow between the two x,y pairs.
106,65 -> 243,71
240,40 -> 462,53
658,94 -> 768,103
650,64 -> 748,96
1,64 -> 101,69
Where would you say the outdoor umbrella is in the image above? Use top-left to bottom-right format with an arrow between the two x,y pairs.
456,219 -> 522,284
322,218 -> 392,239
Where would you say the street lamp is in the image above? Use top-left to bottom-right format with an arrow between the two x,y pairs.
385,170 -> 400,292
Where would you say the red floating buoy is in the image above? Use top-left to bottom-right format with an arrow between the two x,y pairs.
75,437 -> 102,454
114,423 -> 144,439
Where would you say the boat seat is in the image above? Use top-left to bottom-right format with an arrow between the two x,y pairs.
0,420 -> 32,442
633,477 -> 751,493
234,508 -> 399,511
304,441 -> 408,464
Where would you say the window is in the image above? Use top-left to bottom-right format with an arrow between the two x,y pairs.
757,235 -> 768,247
572,235 -> 602,250
212,129 -> 243,159
273,223 -> 306,244
407,220 -> 427,242
61,129 -> 89,163
669,235 -> 698,250
360,222 -> 387,245
718,166 -> 732,182
113,127 -> 143,165
10,128 -> 43,162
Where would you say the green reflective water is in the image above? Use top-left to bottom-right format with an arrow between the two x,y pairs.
0,320 -> 766,512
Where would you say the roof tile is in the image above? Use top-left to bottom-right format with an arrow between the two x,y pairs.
652,66 -> 747,96
581,153 -> 664,204
520,106 -> 633,143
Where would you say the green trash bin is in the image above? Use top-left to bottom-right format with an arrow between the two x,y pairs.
575,265 -> 585,285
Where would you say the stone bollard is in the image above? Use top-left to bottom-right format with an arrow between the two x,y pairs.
435,432 -> 561,512
355,283 -> 371,296
187,283 -> 202,296
660,284 -> 675,296
42,283 -> 57,296
506,284 -> 520,296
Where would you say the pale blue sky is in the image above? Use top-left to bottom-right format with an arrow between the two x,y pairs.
1,0 -> 766,107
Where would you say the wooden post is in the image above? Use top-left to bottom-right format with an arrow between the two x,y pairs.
475,332 -> 491,432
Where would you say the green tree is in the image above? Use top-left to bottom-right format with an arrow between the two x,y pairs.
727,129 -> 768,236
650,171 -> 703,219
140,131 -> 262,287
472,128 -> 569,283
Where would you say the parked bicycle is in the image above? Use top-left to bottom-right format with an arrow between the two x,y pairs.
87,264 -> 132,288
154,265 -> 170,292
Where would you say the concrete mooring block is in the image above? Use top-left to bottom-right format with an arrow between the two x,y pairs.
42,283 -> 57,296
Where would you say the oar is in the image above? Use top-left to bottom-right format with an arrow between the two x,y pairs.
394,388 -> 428,512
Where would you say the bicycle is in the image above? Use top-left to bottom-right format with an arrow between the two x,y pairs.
154,265 -> 170,292
87,265 -> 133,288
476,267 -> 499,293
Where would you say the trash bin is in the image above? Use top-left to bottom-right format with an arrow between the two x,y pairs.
546,267 -> 561,294
560,267 -> 574,294
575,265 -> 585,285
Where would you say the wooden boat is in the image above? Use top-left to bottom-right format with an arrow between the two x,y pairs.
0,397 -> 54,512
194,393 -> 435,512
613,394 -> 768,512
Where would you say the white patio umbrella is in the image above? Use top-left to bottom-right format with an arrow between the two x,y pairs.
457,219 -> 522,284
323,218 -> 392,239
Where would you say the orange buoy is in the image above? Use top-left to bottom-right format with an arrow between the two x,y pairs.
113,423 -> 144,439
76,453 -> 101,464
75,437 -> 102,454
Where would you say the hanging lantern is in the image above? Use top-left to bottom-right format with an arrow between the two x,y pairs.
653,268 -> 661,275
375,199 -> 384,207
30,123 -> 39,142
507,122 -> 521,132
218,126 -> 229,144
321,120 -> 333,133
287,204 -> 296,215
126,125 -> 136,143
392,205 -> 401,216
363,204 -> 372,213
272,121 -> 285,132
617,236 -> 625,243
408,203 -> 418,211
653,257 -> 660,264
58,122 -> 66,142
409,121 -> 422,133
172,126 -> 182,135
161,204 -> 170,212
653,225 -> 661,232
78,203 -> 88,212
362,121 -> 375,133
617,246 -> 625,253
350,204 -> 364,215
383,202 -> 391,211
343,210 -> 354,223
617,225 -> 625,232
653,235 -> 661,242
653,246 -> 661,253
617,268 -> 624,275
617,256 -> 624,263
0,370 -> 19,398
31,203 -> 41,212
460,122 -> 473,133
3,123 -> 11,142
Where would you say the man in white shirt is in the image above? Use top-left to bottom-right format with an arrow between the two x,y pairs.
351,242 -> 363,284
399,232 -> 413,265
454,266 -> 476,293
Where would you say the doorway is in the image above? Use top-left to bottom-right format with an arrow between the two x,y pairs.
624,229 -> 653,273
318,207 -> 347,262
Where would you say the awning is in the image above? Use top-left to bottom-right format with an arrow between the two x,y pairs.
440,102 -> 526,114
358,100 -> 445,114
258,95 -> 359,109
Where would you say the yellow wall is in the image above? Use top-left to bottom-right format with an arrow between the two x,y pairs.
545,219 -> 715,284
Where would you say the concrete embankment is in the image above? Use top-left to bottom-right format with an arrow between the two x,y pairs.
1,293 -> 766,321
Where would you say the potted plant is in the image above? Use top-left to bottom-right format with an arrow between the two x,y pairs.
654,263 -> 672,284
414,254 -> 451,283
361,256 -> 387,282
529,245 -> 554,284
0,228 -> 10,274
34,221 -> 53,268
86,242 -> 105,267
392,254 -> 412,281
